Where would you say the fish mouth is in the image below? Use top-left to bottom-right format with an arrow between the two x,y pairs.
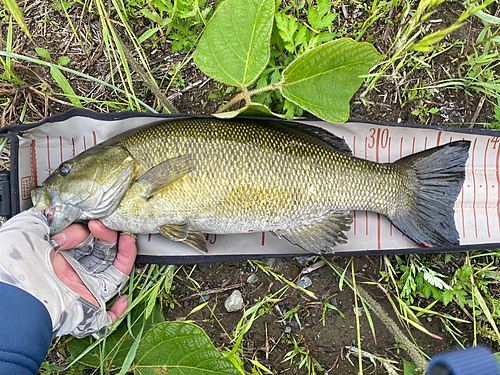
32,186 -> 57,225
31,186 -> 82,234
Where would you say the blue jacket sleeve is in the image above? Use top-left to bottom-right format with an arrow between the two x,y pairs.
0,282 -> 53,375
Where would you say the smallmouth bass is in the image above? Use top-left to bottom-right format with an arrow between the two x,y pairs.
32,118 -> 471,253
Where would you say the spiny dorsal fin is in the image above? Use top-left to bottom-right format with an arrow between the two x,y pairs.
248,118 -> 352,156
273,210 -> 353,254
137,154 -> 194,199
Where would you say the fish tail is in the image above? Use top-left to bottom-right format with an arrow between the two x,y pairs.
389,140 -> 471,247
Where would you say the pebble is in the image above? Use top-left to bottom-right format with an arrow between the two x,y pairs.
199,295 -> 210,304
224,290 -> 244,312
198,264 -> 208,273
325,346 -> 336,353
295,256 -> 314,265
183,301 -> 189,308
353,306 -> 364,317
247,274 -> 259,284
352,107 -> 367,116
297,276 -> 313,289
290,320 -> 299,328
263,257 -> 279,268
285,326 -> 292,334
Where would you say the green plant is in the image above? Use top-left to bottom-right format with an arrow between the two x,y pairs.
193,0 -> 381,121
283,336 -> 324,375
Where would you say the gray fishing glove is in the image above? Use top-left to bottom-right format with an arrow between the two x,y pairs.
0,208 -> 132,338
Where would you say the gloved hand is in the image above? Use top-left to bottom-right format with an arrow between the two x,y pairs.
0,208 -> 136,338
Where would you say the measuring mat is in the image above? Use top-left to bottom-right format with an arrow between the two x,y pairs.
1,109 -> 499,264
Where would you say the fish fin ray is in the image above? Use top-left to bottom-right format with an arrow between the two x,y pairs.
159,222 -> 188,241
390,140 -> 470,246
244,119 -> 352,155
274,211 -> 353,254
182,232 -> 207,253
137,155 -> 194,199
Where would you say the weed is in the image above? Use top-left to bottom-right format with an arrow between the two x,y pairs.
283,336 -> 324,375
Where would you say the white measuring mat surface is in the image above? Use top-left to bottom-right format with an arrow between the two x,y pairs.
10,112 -> 500,259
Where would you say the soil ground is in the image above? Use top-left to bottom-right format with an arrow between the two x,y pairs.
1,0 -> 499,373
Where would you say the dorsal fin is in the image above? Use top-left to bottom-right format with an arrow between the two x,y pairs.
245,118 -> 352,156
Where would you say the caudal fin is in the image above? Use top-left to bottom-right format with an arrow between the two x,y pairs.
389,140 -> 471,247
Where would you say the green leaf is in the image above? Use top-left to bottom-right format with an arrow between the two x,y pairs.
2,0 -> 31,38
275,13 -> 298,53
68,301 -> 164,369
138,27 -> 159,44
194,0 -> 274,87
281,38 -> 382,122
403,360 -> 419,375
58,56 -> 70,66
49,66 -> 83,108
308,0 -> 337,31
441,289 -> 454,306
134,322 -> 243,374
35,47 -> 51,60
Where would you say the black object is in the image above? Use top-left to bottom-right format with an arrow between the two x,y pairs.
0,171 -> 11,217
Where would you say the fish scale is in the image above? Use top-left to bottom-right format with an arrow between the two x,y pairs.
33,118 -> 470,253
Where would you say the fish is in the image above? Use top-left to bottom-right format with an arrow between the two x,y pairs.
31,117 -> 471,254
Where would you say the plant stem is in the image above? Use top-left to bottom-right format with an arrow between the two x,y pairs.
116,34 -> 179,114
215,82 -> 282,113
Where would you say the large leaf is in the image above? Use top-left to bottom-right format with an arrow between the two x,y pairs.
134,322 -> 243,374
281,38 -> 382,123
68,301 -> 164,370
193,0 -> 274,87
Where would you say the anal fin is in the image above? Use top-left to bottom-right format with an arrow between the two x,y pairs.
273,211 -> 353,254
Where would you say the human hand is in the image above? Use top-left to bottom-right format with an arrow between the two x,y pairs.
51,220 -> 137,322
0,209 -> 137,338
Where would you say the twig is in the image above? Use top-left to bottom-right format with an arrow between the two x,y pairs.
469,95 -> 485,128
178,283 -> 243,301
116,33 -> 179,114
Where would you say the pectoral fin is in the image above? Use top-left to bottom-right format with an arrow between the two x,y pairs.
137,155 -> 194,199
273,210 -> 353,254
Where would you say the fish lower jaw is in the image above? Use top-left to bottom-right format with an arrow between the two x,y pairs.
41,205 -> 57,225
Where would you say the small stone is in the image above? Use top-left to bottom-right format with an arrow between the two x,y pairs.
290,320 -> 299,328
325,346 -> 336,353
247,274 -> 259,284
295,256 -> 314,265
297,276 -> 313,289
224,290 -> 244,312
352,107 -> 367,116
427,317 -> 432,322
353,306 -> 364,317
183,301 -> 189,308
285,326 -> 292,334
263,257 -> 279,268
198,264 -> 208,273
199,295 -> 210,304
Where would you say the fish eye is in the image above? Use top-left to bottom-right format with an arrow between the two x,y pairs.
58,164 -> 71,177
